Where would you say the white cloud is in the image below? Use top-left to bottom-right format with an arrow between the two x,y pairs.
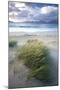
15,2 -> 26,8
9,11 -> 18,22
9,11 -> 18,16
9,18 -> 27,22
40,6 -> 57,14
9,2 -> 40,22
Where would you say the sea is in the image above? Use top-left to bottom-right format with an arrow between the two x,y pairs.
9,22 -> 58,33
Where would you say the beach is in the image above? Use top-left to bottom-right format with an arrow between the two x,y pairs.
8,28 -> 58,88
9,28 -> 58,49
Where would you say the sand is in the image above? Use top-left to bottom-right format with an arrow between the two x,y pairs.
8,31 -> 58,88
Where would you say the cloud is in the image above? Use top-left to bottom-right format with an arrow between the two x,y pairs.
15,2 -> 26,8
40,6 -> 57,14
8,2 -> 58,23
9,11 -> 18,22
14,2 -> 29,11
9,11 -> 18,16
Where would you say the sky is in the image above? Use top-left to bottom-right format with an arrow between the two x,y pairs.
8,2 -> 58,23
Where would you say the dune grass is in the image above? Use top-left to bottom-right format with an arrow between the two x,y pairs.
17,40 -> 53,83
9,40 -> 17,48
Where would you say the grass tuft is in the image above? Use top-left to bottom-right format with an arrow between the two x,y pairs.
9,40 -> 17,48
17,40 -> 53,83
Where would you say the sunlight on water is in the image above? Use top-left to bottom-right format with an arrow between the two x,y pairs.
9,27 -> 57,33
